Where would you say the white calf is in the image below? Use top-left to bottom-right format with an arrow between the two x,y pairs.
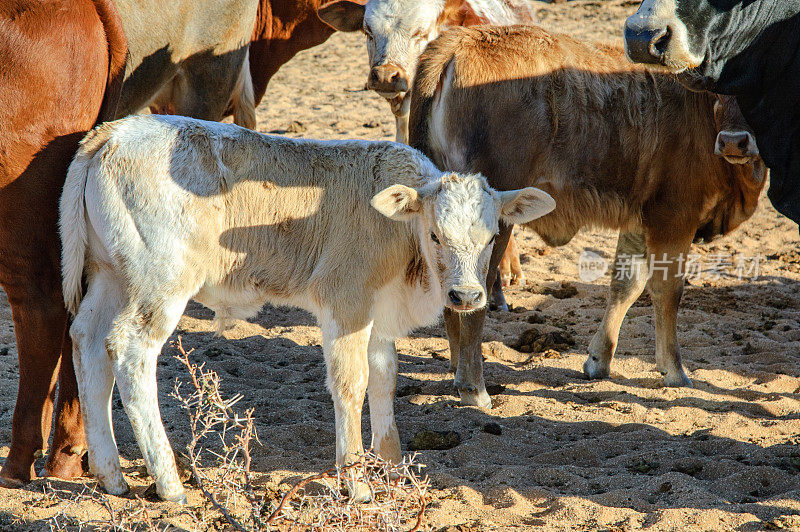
60,115 -> 555,502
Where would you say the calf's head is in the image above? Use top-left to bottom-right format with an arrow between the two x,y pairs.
372,173 -> 555,312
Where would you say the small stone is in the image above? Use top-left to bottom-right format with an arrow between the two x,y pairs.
408,430 -> 461,451
482,422 -> 502,436
543,281 -> 578,299
397,384 -> 423,397
527,313 -> 545,324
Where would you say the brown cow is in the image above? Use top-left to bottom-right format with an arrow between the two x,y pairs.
0,0 -> 126,486
410,25 -> 767,407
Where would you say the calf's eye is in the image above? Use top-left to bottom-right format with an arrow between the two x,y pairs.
430,232 -> 440,244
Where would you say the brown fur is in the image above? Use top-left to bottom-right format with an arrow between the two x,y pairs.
0,0 -> 127,486
411,25 -> 765,248
410,25 -> 767,397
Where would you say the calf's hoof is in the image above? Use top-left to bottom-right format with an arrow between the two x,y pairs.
500,273 -> 512,288
99,476 -> 130,497
510,272 -> 525,286
0,474 -> 26,489
663,370 -> 692,388
583,356 -> 610,380
347,479 -> 372,503
456,387 -> 492,409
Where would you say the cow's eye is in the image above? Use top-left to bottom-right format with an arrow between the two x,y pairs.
363,25 -> 372,38
430,232 -> 440,244
489,234 -> 497,245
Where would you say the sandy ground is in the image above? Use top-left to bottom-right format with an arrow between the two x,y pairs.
1,1 -> 799,530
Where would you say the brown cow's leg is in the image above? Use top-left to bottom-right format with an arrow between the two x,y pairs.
444,307 -> 461,373
585,231 -> 648,379
646,235 -> 693,387
0,287 -> 66,486
42,330 -> 86,480
451,224 -> 513,408
499,231 -> 525,288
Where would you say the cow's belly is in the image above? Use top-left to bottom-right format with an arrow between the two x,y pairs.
193,283 -> 320,332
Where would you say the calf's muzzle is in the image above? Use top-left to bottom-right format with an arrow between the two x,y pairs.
716,130 -> 759,163
448,287 -> 484,311
368,63 -> 410,97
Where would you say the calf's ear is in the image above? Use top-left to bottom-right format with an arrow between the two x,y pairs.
317,0 -> 366,32
498,187 -> 556,225
372,184 -> 423,221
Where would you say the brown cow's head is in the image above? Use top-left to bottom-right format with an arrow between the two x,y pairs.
695,96 -> 767,243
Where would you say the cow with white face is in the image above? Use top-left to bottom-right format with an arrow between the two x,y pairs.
318,0 -> 534,143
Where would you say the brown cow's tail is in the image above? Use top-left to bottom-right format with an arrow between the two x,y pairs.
60,124 -> 116,315
408,29 -> 462,160
91,0 -> 128,124
231,48 -> 257,129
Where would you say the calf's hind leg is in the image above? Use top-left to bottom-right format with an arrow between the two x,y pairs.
367,335 -> 401,464
108,298 -> 188,503
584,231 -> 648,379
70,272 -> 127,496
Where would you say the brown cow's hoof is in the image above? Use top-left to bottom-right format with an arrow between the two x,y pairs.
40,445 -> 87,480
0,460 -> 34,488
0,474 -> 26,489
664,371 -> 693,387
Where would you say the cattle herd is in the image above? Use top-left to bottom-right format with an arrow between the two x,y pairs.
0,0 -> 797,512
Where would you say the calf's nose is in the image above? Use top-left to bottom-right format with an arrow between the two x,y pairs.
624,17 -> 672,65
716,131 -> 758,159
367,64 -> 409,94
448,288 -> 483,308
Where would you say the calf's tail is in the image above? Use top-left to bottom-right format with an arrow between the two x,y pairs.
60,124 -> 115,315
231,47 -> 257,129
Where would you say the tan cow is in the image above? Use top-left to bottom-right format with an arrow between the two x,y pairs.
59,115 -> 554,502
410,25 -> 767,407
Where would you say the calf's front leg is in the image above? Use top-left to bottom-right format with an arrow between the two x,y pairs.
321,312 -> 372,501
585,231 -> 648,379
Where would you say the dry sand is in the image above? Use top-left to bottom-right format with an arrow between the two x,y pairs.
1,1 -> 799,530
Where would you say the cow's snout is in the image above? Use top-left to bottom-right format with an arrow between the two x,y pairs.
624,11 -> 701,71
447,287 -> 484,311
367,64 -> 409,97
624,19 -> 673,65
716,130 -> 759,164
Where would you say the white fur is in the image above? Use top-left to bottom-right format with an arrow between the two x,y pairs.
60,115 -> 554,502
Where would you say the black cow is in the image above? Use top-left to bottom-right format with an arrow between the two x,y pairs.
623,0 -> 800,228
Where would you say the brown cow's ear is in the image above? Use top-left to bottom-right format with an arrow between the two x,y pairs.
317,0 -> 366,32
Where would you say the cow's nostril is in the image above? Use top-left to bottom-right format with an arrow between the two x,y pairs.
652,26 -> 671,56
448,290 -> 462,306
738,137 -> 750,151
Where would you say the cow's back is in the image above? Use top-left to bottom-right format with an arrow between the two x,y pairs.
83,116 -> 431,310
